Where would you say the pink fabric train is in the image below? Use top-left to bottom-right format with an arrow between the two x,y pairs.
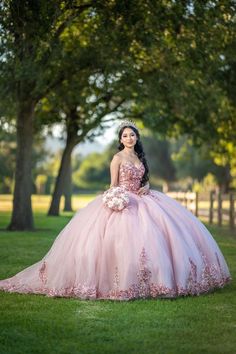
0,161 -> 231,300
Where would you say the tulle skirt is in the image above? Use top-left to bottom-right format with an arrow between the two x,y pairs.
0,190 -> 231,300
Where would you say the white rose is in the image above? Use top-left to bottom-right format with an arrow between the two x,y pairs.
113,197 -> 119,204
103,195 -> 108,202
108,201 -> 113,208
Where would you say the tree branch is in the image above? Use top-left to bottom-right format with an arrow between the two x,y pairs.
74,97 -> 126,144
53,3 -> 93,41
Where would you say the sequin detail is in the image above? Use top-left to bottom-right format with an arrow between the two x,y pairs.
119,161 -> 145,193
106,250 -> 231,300
0,249 -> 231,300
137,247 -> 152,298
39,261 -> 47,285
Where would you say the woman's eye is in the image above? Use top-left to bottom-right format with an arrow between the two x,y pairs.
122,133 -> 135,138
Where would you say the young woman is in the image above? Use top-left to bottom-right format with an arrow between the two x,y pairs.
0,121 -> 231,300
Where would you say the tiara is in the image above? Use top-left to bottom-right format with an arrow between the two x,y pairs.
118,120 -> 137,131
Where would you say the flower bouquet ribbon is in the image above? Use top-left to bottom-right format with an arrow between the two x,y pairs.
102,186 -> 129,211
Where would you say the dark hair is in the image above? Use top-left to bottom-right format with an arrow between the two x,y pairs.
118,125 -> 149,186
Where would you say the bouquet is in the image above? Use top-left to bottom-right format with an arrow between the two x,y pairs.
103,186 -> 129,212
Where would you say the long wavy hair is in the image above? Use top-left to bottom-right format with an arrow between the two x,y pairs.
118,125 -> 149,186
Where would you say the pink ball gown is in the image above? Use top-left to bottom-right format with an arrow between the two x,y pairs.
0,161 -> 231,300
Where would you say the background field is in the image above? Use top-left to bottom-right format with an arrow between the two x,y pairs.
0,195 -> 235,354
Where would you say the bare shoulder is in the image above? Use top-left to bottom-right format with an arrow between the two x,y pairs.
110,153 -> 122,165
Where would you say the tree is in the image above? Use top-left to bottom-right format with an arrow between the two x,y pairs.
126,1 -> 236,147
0,1 -> 97,229
0,118 -> 16,193
1,1 -> 235,228
172,137 -> 233,192
1,0 -> 171,228
142,135 -> 176,192
73,152 -> 111,191
37,67 -> 126,216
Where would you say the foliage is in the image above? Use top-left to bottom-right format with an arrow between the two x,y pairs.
126,1 -> 236,149
142,135 -> 176,184
192,173 -> 218,193
0,120 -> 16,193
2,1 -> 235,144
171,137 -> 233,192
70,133 -> 235,192
1,0 -> 182,227
73,144 -> 116,190
0,120 -> 49,193
0,1 -> 236,227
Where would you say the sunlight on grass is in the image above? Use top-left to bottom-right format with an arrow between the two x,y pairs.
0,194 -> 96,213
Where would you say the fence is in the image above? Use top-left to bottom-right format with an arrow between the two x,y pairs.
166,191 -> 236,230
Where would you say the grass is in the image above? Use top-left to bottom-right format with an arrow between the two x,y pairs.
0,195 -> 235,354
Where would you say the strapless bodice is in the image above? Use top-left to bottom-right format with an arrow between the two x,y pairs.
118,161 -> 145,193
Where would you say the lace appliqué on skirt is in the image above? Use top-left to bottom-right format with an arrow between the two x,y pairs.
0,249 -> 231,300
105,249 -> 231,300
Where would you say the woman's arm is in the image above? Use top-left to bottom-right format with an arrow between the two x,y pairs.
109,155 -> 121,188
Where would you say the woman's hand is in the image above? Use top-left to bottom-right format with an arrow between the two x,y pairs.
137,183 -> 150,196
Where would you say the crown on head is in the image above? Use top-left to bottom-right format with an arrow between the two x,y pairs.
118,120 -> 138,132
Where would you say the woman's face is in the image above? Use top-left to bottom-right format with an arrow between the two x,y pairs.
120,127 -> 137,148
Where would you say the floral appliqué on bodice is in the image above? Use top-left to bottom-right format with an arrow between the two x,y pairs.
119,161 -> 145,193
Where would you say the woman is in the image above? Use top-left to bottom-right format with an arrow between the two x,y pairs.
0,121 -> 232,300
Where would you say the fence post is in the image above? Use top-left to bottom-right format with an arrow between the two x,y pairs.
217,191 -> 222,227
184,193 -> 187,208
195,192 -> 198,217
229,192 -> 235,230
209,191 -> 214,224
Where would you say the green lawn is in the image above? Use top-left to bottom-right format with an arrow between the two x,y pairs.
0,195 -> 235,354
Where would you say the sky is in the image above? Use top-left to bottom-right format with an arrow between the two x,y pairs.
45,120 -> 120,157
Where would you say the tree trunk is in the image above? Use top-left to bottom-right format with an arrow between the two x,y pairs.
219,164 -> 232,193
48,141 -> 75,216
8,101 -> 35,230
63,157 -> 73,212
